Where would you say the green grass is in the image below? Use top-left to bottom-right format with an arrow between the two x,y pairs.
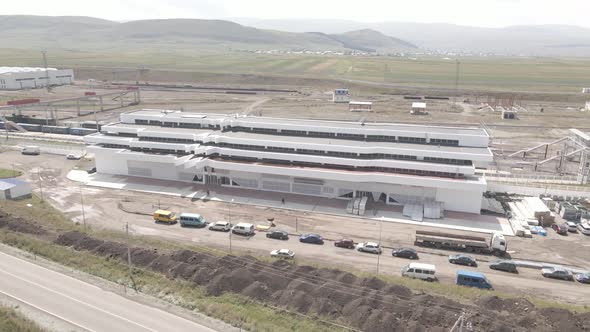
2,47 -> 590,93
0,306 -> 45,332
0,168 -> 22,179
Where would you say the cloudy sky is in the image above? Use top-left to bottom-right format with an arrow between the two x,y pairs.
3,0 -> 589,28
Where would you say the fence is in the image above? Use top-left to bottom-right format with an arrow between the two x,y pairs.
482,173 -> 579,185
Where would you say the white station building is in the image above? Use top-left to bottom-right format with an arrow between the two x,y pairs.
0,67 -> 74,90
85,110 -> 493,214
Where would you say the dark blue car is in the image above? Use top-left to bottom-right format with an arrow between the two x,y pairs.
299,234 -> 324,245
575,273 -> 590,284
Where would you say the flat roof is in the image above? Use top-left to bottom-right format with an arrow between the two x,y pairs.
0,67 -> 58,75
0,178 -> 27,190
570,128 -> 590,141
349,101 -> 372,105
456,270 -> 486,278
124,110 -> 488,137
412,102 -> 426,108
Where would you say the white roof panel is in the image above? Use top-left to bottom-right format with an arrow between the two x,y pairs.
0,67 -> 58,75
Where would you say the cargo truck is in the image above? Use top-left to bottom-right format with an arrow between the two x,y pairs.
414,230 -> 507,256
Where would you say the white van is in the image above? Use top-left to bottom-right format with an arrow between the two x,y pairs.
22,146 -> 40,155
232,222 -> 255,236
401,263 -> 437,282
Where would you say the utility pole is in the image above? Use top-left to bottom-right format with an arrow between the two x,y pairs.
377,219 -> 383,275
38,168 -> 44,201
453,59 -> 461,107
126,222 -> 132,287
41,50 -> 51,92
228,199 -> 235,254
80,184 -> 86,230
295,216 -> 298,233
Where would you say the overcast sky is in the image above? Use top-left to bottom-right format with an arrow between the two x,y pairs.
3,0 -> 589,28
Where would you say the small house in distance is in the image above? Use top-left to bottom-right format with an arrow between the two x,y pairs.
411,102 -> 428,115
0,178 -> 32,200
501,109 -> 517,120
333,89 -> 350,103
349,101 -> 372,112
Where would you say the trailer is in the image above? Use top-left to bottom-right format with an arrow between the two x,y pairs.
414,230 -> 507,256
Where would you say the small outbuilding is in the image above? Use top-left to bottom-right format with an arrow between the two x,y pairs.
333,89 -> 350,103
349,101 -> 372,112
411,102 -> 428,115
501,109 -> 517,120
0,178 -> 32,200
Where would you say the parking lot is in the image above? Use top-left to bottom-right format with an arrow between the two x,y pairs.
2,150 -> 590,306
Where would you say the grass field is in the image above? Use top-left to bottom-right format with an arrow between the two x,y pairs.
0,306 -> 45,332
2,48 -> 590,93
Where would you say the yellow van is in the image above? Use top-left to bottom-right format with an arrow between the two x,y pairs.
153,210 -> 177,224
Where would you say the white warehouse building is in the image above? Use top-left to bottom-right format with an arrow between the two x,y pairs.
85,110 -> 494,214
0,67 -> 74,90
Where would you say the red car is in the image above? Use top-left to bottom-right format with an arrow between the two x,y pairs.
551,223 -> 568,235
334,239 -> 355,249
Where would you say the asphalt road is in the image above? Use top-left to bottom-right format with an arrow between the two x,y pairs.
0,251 -> 217,332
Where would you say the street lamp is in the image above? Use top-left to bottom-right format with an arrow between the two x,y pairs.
228,199 -> 234,254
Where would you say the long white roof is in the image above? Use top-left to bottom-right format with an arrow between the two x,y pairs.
0,67 -> 58,75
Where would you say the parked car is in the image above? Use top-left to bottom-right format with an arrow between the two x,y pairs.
448,254 -> 477,267
489,260 -> 518,273
334,239 -> 355,249
266,230 -> 289,240
66,154 -> 82,160
179,213 -> 207,228
153,210 -> 177,224
232,222 -> 255,236
551,223 -> 569,235
299,234 -> 324,245
565,221 -> 578,233
456,270 -> 493,289
541,267 -> 573,281
401,263 -> 437,282
209,221 -> 231,232
87,167 -> 97,174
392,248 -> 419,260
356,242 -> 382,254
270,249 -> 295,259
578,222 -> 590,235
21,146 -> 40,155
574,272 -> 590,284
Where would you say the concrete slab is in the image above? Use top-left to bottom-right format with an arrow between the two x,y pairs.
67,170 -> 514,236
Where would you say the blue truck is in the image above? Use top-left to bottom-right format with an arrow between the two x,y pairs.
179,213 -> 207,228
456,270 -> 493,289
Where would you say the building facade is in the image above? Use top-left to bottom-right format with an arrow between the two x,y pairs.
0,178 -> 32,200
0,67 -> 74,90
85,110 -> 493,214
333,89 -> 350,103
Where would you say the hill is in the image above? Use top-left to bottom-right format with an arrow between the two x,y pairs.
0,15 -> 415,53
233,18 -> 590,56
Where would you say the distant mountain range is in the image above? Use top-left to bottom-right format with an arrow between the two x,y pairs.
233,18 -> 590,56
0,15 -> 416,53
2,15 -> 589,56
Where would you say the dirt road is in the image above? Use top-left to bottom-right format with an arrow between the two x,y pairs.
3,151 -> 590,306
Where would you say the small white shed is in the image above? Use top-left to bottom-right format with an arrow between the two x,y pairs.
0,178 -> 32,200
411,102 -> 428,115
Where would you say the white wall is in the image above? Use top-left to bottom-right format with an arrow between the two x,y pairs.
10,182 -> 32,199
0,69 -> 74,90
436,187 -> 484,214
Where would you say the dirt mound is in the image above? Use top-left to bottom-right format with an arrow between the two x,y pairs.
130,248 -> 160,267
241,281 -> 271,301
54,231 -> 86,246
477,295 -> 534,314
92,241 -> 128,260
46,230 -> 589,332
73,236 -> 104,251
0,213 -> 47,235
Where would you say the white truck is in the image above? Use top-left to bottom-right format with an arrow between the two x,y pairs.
414,230 -> 507,256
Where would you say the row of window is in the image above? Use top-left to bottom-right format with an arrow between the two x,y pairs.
131,119 -> 461,146
213,154 -> 465,179
139,136 -> 195,143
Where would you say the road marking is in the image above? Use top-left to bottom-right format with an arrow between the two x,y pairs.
0,288 -> 96,332
0,263 -> 159,332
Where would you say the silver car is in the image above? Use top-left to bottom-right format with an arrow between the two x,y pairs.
541,267 -> 573,281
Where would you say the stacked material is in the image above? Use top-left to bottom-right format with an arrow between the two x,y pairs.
403,204 -> 423,222
541,197 -> 556,210
556,202 -> 580,221
346,196 -> 369,216
522,197 -> 554,225
507,201 -> 532,237
423,200 -> 444,219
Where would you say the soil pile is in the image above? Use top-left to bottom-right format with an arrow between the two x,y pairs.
51,231 -> 590,332
0,211 -> 47,235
